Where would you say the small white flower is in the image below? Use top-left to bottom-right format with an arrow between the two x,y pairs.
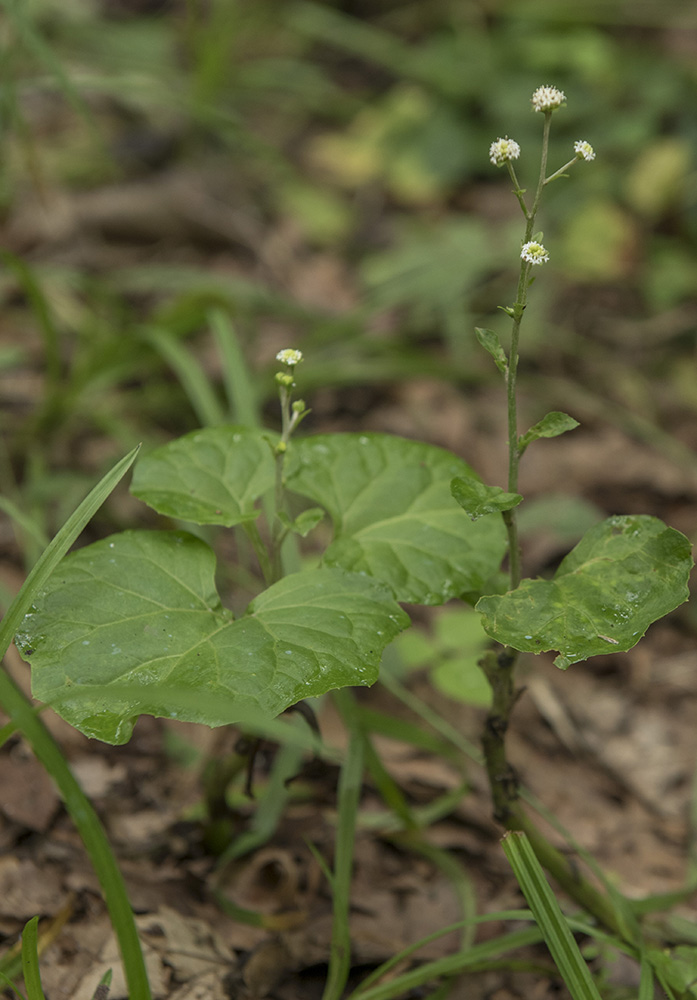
521,241 -> 549,265
531,86 -> 566,112
276,348 -> 303,367
574,139 -> 595,162
489,136 -> 521,167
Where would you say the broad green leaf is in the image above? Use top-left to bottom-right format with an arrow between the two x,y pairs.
451,477 -> 522,520
17,531 -> 408,744
286,433 -> 508,605
475,328 -> 507,374
130,426 -> 277,526
518,412 -> 580,454
476,516 -> 693,669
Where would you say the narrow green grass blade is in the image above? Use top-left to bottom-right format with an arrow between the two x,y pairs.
361,729 -> 417,831
349,910 -> 532,998
355,705 -> 456,757
0,497 -> 49,553
216,743 -> 304,865
0,444 -> 140,660
0,251 -> 60,384
0,0 -> 94,125
521,788 -> 638,942
348,925 -> 544,1000
208,309 -> 260,427
21,917 -> 45,1000
0,969 -> 25,1000
638,953 -> 655,1000
322,691 -> 365,1000
502,831 -> 603,1000
91,968 -> 112,1000
141,326 -> 226,427
0,673 -> 152,1000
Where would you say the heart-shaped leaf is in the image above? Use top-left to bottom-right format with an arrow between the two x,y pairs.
16,531 -> 408,744
476,515 -> 693,668
286,433 -> 507,605
131,426 -> 277,526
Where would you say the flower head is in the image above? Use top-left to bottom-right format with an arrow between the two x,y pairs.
530,86 -> 566,113
489,136 -> 521,167
521,241 -> 549,265
573,139 -> 595,162
276,348 -> 303,368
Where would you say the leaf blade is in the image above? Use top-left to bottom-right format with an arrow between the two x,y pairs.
287,433 -> 508,605
18,531 -> 408,743
130,426 -> 277,526
476,515 -> 693,668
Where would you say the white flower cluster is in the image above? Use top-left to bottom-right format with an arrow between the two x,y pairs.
521,241 -> 549,265
573,139 -> 595,162
530,86 -> 566,112
276,348 -> 303,367
489,136 -> 521,167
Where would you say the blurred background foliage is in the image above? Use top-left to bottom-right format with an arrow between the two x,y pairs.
1,0 -> 696,560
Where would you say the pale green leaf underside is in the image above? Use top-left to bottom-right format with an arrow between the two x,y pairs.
17,531 -> 408,744
476,516 -> 693,668
286,433 -> 508,605
131,426 -> 277,526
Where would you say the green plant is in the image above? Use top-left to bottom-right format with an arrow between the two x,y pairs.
11,87 -> 696,997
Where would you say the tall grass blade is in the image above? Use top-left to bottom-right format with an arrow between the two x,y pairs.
141,326 -> 226,427
502,831 -> 603,1000
322,692 -> 365,1000
0,444 -> 140,659
0,445 -> 150,1000
21,917 -> 45,1000
208,309 -> 260,427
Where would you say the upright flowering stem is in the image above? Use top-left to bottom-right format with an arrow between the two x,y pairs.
479,91 -> 626,941
502,111 -> 552,590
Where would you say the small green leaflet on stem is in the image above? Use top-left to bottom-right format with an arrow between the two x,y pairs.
518,412 -> 580,455
475,328 -> 507,374
451,478 -> 523,521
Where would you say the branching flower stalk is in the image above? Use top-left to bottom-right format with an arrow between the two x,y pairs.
481,90 -> 622,934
